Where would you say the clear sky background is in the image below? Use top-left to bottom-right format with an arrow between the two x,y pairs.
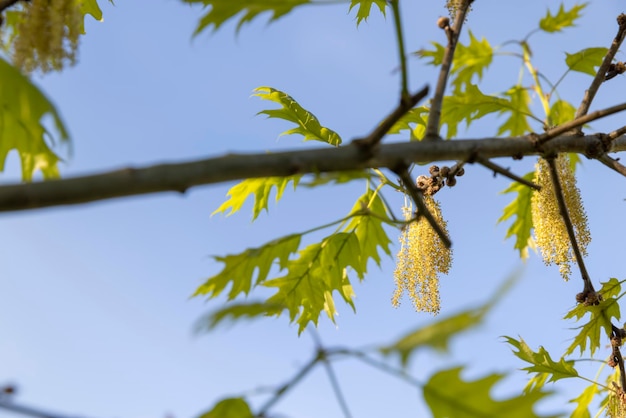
1,1 -> 626,417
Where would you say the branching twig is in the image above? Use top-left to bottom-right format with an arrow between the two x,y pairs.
353,86 -> 429,148
545,157 -> 595,295
474,156 -> 541,190
574,14 -> 626,129
425,0 -> 473,139
320,352 -> 353,418
537,102 -> 626,144
392,164 -> 452,248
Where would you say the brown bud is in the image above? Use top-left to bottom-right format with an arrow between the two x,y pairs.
440,166 -> 450,177
429,165 -> 440,176
456,167 -> 465,177
446,177 -> 457,187
437,16 -> 450,29
575,292 -> 585,303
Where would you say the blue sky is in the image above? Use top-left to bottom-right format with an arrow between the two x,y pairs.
1,1 -> 626,417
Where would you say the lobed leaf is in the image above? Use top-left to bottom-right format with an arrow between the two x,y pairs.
503,336 -> 578,384
254,87 -> 342,146
388,106 -> 429,140
78,0 -> 112,33
184,0 -> 310,34
497,86 -> 533,137
565,47 -> 608,77
212,176 -> 301,220
196,301 -> 285,331
569,383 -> 598,418
549,99 -> 576,126
198,397 -> 254,418
539,3 -> 587,33
0,58 -> 69,180
564,278 -> 623,356
194,234 -> 301,299
301,170 -> 372,187
451,31 -> 493,93
498,172 -> 536,259
424,367 -> 555,418
415,42 -> 445,66
349,0 -> 386,25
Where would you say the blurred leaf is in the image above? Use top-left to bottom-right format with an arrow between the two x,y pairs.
564,278 -> 623,355
503,336 -> 578,385
212,176 -> 300,220
565,47 -> 608,76
198,397 -> 253,418
0,58 -> 69,180
254,86 -> 342,146
194,234 -> 301,299
451,31 -> 493,93
78,0 -> 111,33
196,301 -> 285,331
498,172 -> 536,259
380,273 -> 518,366
424,367 -> 554,418
388,106 -> 429,140
349,0 -> 386,25
497,86 -> 533,136
549,100 -> 576,126
569,384 -> 598,418
539,3 -> 587,33
184,0 -> 310,34
301,170 -> 372,187
415,42 -> 445,66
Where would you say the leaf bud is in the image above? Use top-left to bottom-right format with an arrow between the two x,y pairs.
456,167 -> 465,177
440,166 -> 450,177
446,177 -> 457,187
437,16 -> 450,29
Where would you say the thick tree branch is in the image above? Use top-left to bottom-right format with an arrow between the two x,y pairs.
425,0 -> 473,139
0,134 -> 625,213
574,14 -> 626,129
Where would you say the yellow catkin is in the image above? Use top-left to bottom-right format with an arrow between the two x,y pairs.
12,0 -> 82,73
393,196 -> 452,314
531,155 -> 591,281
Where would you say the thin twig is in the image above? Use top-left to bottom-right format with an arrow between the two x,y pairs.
0,399 -> 89,418
392,164 -> 452,248
353,86 -> 429,148
389,0 -> 409,103
596,154 -> 626,178
545,157 -> 594,294
611,325 -> 626,392
332,348 -> 422,388
537,102 -> 626,144
474,156 -> 541,190
425,0 -> 473,139
608,125 -> 626,141
320,353 -> 353,418
574,14 -> 626,131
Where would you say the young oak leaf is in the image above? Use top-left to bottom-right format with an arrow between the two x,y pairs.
212,176 -> 301,220
198,397 -> 254,418
503,336 -> 578,383
565,47 -> 609,77
184,0 -> 310,35
498,172 -> 536,259
415,42 -> 445,66
549,99 -> 576,126
254,87 -> 342,146
564,278 -> 623,356
497,86 -> 533,137
194,234 -> 301,300
195,301 -> 286,331
349,0 -> 386,25
539,3 -> 587,33
451,31 -> 493,93
569,384 -> 598,418
424,367 -> 554,418
388,106 -> 429,140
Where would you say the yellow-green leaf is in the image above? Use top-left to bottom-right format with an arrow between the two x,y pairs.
415,42 -> 445,66
549,99 -> 576,126
497,86 -> 533,136
539,3 -> 587,33
565,47 -> 608,77
196,301 -> 285,331
198,397 -> 253,418
388,106 -> 429,140
254,87 -> 342,146
349,0 -> 386,25
498,173 -> 536,259
569,384 -> 598,418
503,336 -> 578,383
451,31 -> 493,93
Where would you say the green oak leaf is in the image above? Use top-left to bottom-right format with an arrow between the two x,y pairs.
194,234 -> 301,299
539,3 -> 587,33
388,106 -> 429,140
184,0 -> 310,34
196,301 -> 285,331
451,31 -> 493,93
498,172 -> 536,259
497,86 -> 533,136
503,336 -> 578,384
564,278 -> 623,356
415,42 -> 445,66
198,397 -> 254,418
301,170 -> 372,187
254,87 -> 342,146
549,99 -> 576,126
565,47 -> 608,77
0,58 -> 69,181
424,367 -> 555,418
78,0 -> 112,33
212,176 -> 301,220
569,384 -> 598,418
349,0 -> 386,25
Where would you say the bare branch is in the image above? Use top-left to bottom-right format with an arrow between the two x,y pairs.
0,134 -> 624,213
597,154 -> 626,178
574,13 -> 626,131
0,399 -> 90,418
474,156 -> 541,190
425,0 -> 473,139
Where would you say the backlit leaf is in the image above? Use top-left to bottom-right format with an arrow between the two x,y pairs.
497,86 -> 533,136
569,384 -> 598,418
415,42 -> 445,66
498,172 -> 536,259
451,31 -> 493,93
196,301 -> 285,331
0,58 -> 69,180
78,0 -> 112,33
254,87 -> 342,146
301,170 -> 372,187
565,47 -> 608,77
212,176 -> 301,220
424,367 -> 553,418
184,0 -> 310,34
388,106 -> 429,140
199,397 -> 254,418
349,0 -> 386,25
539,3 -> 587,33
194,234 -> 301,299
549,100 -> 576,126
564,278 -> 623,355
503,336 -> 578,384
